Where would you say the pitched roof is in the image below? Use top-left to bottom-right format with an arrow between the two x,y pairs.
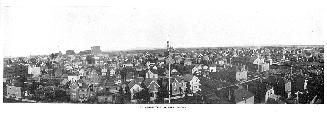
100,79 -> 115,87
143,78 -> 153,86
128,77 -> 144,88
147,80 -> 160,92
128,81 -> 136,89
183,74 -> 194,82
153,70 -> 160,75
134,77 -> 144,84
247,56 -> 258,63
174,76 -> 183,82
147,80 -> 160,88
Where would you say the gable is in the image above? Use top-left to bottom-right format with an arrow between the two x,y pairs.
147,81 -> 159,92
131,84 -> 141,89
148,80 -> 160,88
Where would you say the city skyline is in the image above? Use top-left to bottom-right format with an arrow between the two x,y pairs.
3,44 -> 324,58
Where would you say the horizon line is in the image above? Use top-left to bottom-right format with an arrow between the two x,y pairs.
3,44 -> 323,58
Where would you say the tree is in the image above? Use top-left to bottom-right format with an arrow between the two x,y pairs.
50,53 -> 56,59
86,55 -> 95,64
117,86 -> 124,104
30,58 -> 37,64
123,85 -> 131,103
135,88 -> 150,103
120,68 -> 127,82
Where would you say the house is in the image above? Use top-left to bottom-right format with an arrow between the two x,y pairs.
60,78 -> 69,86
174,57 -> 183,64
192,64 -> 202,74
101,68 -> 107,76
129,84 -> 143,100
28,66 -> 41,77
261,63 -> 270,72
209,65 -> 217,72
236,69 -> 247,82
171,77 -> 183,96
252,56 -> 265,72
234,86 -> 255,104
108,62 -> 118,69
79,69 -> 86,76
144,78 -> 160,101
285,80 -> 291,98
128,77 -> 144,100
109,68 -> 115,76
6,86 -> 22,99
246,56 -> 259,72
68,75 -> 79,82
179,79 -> 187,94
145,69 -> 158,79
267,57 -> 273,65
183,74 -> 201,94
265,86 -> 275,102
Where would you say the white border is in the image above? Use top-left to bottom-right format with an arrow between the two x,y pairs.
1,0 -> 326,113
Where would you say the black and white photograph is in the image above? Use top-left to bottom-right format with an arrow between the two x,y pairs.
0,0 -> 326,113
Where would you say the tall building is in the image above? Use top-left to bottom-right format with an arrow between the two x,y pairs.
91,46 -> 101,55
66,50 -> 75,55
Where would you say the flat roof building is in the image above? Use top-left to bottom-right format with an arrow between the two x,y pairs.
91,46 -> 101,55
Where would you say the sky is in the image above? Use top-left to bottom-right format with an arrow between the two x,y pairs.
1,0 -> 325,57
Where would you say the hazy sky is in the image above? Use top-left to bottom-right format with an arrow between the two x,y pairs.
1,0 -> 324,57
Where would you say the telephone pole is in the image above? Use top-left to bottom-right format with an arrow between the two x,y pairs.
167,41 -> 171,104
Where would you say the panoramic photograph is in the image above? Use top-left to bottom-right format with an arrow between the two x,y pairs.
1,0 -> 324,106
3,45 -> 324,104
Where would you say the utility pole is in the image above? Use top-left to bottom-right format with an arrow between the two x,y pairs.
167,41 -> 171,104
290,66 -> 293,77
